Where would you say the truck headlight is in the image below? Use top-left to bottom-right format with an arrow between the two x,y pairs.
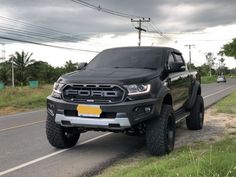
51,82 -> 64,98
124,84 -> 151,95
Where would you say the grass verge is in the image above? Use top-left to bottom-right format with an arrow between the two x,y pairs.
215,91 -> 236,114
96,91 -> 236,177
0,85 -> 52,115
97,137 -> 236,177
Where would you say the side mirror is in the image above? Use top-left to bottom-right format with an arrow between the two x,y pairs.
77,62 -> 87,70
168,63 -> 186,73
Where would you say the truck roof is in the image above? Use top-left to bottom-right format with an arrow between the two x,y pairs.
102,46 -> 181,54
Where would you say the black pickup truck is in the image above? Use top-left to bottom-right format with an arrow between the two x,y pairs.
46,47 -> 204,156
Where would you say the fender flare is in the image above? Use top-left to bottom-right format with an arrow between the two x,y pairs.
156,86 -> 172,115
185,81 -> 201,109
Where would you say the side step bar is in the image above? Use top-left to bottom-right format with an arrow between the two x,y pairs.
175,110 -> 190,124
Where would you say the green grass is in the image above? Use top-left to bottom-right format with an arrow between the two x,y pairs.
201,76 -> 217,84
226,75 -> 236,78
0,85 -> 52,109
97,137 -> 236,177
215,91 -> 236,114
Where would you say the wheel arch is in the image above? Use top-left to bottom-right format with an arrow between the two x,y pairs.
186,81 -> 201,109
162,93 -> 173,106
156,93 -> 173,115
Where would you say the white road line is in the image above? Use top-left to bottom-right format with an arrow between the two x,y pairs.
0,120 -> 46,133
0,110 -> 45,119
0,132 -> 112,176
203,85 -> 235,99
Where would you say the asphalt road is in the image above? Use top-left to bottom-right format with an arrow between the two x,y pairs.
0,79 -> 236,177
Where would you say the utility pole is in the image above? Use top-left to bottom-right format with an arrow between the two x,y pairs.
12,58 -> 15,87
131,18 -> 150,46
184,44 -> 195,71
206,52 -> 215,77
0,43 -> 5,61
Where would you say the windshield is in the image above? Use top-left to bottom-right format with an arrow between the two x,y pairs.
87,47 -> 163,69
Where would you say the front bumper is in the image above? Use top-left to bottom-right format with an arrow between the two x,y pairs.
47,96 -> 162,130
55,114 -> 131,129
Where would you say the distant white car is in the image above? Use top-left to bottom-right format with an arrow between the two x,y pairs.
217,75 -> 226,83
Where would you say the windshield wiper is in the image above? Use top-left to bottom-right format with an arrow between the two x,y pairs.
140,67 -> 157,70
113,67 -> 135,69
113,67 -> 157,70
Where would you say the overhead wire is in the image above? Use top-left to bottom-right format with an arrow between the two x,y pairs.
71,0 -> 172,44
0,36 -> 99,53
0,15 -> 101,53
148,22 -> 172,41
71,0 -> 145,19
0,26 -> 74,43
0,15 -> 97,43
0,16 -> 79,38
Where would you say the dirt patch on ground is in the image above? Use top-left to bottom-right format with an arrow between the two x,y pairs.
175,108 -> 236,148
0,107 -> 29,116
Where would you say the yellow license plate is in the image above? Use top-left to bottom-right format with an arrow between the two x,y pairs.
77,104 -> 102,117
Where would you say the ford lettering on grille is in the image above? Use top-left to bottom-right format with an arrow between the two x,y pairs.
62,84 -> 125,103
65,90 -> 119,97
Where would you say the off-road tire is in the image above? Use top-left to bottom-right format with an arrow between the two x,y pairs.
46,114 -> 80,148
186,95 -> 204,130
146,104 -> 175,156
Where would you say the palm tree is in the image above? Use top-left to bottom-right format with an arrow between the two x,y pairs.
10,51 -> 35,85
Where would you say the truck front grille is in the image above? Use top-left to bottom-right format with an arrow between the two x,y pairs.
62,84 -> 125,104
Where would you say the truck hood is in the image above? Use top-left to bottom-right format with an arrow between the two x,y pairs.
61,68 -> 162,84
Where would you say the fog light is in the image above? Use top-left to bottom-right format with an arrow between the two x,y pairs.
47,103 -> 55,117
134,107 -> 139,112
144,106 -> 151,113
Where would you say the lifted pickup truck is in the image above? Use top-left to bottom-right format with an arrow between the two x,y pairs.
46,47 -> 204,156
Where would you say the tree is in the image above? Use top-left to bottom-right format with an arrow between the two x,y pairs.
0,61 -> 11,85
64,60 -> 78,73
187,62 -> 197,71
218,57 -> 225,75
10,51 -> 35,85
27,61 -> 57,84
197,64 -> 216,77
205,52 -> 215,76
222,38 -> 236,59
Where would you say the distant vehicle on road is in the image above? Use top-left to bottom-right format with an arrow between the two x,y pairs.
46,47 -> 204,156
217,75 -> 226,83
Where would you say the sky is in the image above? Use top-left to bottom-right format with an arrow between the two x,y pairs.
0,0 -> 236,68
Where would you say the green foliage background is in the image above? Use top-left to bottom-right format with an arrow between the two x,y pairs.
0,51 -> 79,86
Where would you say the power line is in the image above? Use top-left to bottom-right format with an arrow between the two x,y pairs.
0,36 -> 99,53
71,0 -> 175,44
143,34 -> 233,42
0,15 -> 90,43
71,0 -> 145,19
0,15 -> 102,53
0,26 -> 79,43
148,22 -> 172,41
0,16 -> 76,37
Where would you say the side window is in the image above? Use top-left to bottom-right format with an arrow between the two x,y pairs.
168,53 -> 175,64
174,53 -> 184,64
